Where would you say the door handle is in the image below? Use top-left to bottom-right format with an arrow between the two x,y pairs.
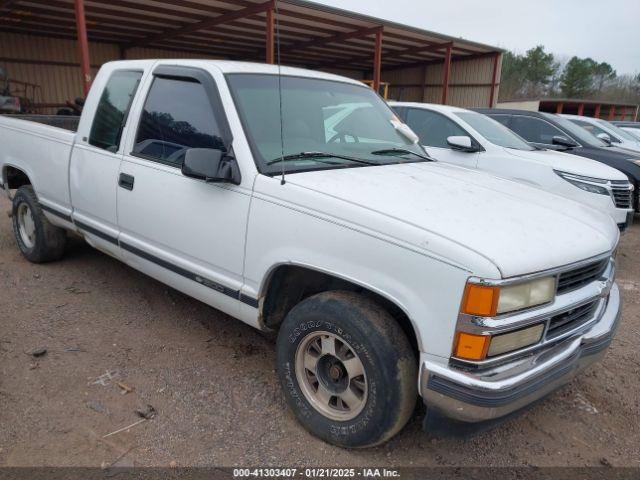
118,173 -> 135,191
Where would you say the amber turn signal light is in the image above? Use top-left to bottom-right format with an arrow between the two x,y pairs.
461,284 -> 499,317
454,332 -> 490,361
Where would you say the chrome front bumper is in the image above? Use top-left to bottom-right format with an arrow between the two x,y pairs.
420,283 -> 621,423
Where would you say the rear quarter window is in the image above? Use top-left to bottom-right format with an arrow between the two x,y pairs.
89,70 -> 142,152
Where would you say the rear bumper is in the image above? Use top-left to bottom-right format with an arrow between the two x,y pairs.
420,283 -> 621,423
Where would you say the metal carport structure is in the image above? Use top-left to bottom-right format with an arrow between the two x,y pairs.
1,0 -> 503,112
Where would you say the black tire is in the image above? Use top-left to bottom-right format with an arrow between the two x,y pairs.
276,290 -> 417,448
11,185 -> 66,263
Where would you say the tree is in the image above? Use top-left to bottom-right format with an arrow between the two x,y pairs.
499,46 -> 559,99
560,57 -> 597,98
521,46 -> 559,96
499,50 -> 526,99
592,62 -> 616,92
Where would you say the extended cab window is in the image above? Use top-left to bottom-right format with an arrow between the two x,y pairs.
510,116 -> 566,145
89,70 -> 142,152
405,108 -> 467,148
133,77 -> 224,167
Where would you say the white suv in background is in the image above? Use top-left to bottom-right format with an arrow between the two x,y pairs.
562,114 -> 640,153
390,102 -> 635,231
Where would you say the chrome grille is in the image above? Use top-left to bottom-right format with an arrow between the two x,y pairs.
611,184 -> 632,209
546,300 -> 599,339
557,259 -> 608,294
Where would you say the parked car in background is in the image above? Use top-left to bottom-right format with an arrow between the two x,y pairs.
0,60 -> 624,448
390,102 -> 634,230
611,121 -> 640,141
621,128 -> 640,141
562,115 -> 640,153
476,108 -> 640,212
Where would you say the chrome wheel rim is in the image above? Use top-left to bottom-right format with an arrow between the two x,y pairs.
295,331 -> 368,421
17,203 -> 36,249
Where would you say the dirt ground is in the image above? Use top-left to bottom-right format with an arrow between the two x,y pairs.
0,194 -> 639,468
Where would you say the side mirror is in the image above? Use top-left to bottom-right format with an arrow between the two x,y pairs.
391,120 -> 420,144
596,132 -> 612,146
181,148 -> 240,184
551,135 -> 578,149
447,135 -> 477,152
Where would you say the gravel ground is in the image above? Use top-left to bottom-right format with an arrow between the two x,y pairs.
0,194 -> 639,468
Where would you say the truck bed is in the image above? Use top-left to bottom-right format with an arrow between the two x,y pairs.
1,114 -> 79,132
0,113 -> 75,211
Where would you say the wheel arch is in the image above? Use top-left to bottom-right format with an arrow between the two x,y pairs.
258,262 -> 422,354
2,163 -> 33,190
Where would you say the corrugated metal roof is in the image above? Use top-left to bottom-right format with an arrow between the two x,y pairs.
0,0 -> 501,71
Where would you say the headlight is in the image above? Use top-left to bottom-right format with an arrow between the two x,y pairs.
487,323 -> 545,357
461,277 -> 556,317
554,170 -> 609,195
497,277 -> 556,314
454,323 -> 545,360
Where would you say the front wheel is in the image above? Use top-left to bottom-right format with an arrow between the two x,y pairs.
276,291 -> 417,448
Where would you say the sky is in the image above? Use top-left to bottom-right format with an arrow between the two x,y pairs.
313,0 -> 640,75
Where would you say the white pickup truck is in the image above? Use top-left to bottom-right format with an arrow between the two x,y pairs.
1,60 -> 622,448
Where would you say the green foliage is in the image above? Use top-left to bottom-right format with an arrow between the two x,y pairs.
499,45 -> 559,99
557,57 -> 617,97
592,62 -> 616,92
559,57 -> 597,97
499,46 -> 637,105
524,46 -> 559,90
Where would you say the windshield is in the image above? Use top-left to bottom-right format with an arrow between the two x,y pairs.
226,74 -> 425,175
543,113 -> 607,147
597,119 -> 640,142
623,127 -> 640,141
455,112 -> 535,150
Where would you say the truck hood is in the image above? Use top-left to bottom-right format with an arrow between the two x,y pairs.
284,162 -> 618,278
503,148 -> 628,180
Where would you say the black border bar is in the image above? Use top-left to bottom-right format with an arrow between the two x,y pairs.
40,203 -> 258,308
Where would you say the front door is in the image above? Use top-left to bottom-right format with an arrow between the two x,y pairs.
404,107 -> 479,168
117,66 -> 251,318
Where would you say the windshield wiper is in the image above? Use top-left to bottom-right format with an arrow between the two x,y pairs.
370,148 -> 432,161
267,151 -> 376,166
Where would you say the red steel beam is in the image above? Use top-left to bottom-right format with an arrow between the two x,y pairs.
73,0 -> 92,96
441,44 -> 452,104
594,104 -> 601,118
128,0 -> 275,49
556,102 -> 564,114
321,40 -> 453,71
577,103 -> 584,116
373,28 -> 382,93
381,51 -> 496,72
265,5 -> 274,64
388,40 -> 453,60
280,25 -> 383,55
608,105 -> 615,120
488,52 -> 501,107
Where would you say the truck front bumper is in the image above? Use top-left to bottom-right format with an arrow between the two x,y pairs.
420,283 -> 621,423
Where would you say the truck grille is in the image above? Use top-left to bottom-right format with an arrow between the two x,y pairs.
557,259 -> 608,294
546,300 -> 599,339
610,183 -> 632,209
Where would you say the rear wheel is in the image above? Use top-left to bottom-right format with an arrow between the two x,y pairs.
11,185 -> 66,263
276,291 -> 417,448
